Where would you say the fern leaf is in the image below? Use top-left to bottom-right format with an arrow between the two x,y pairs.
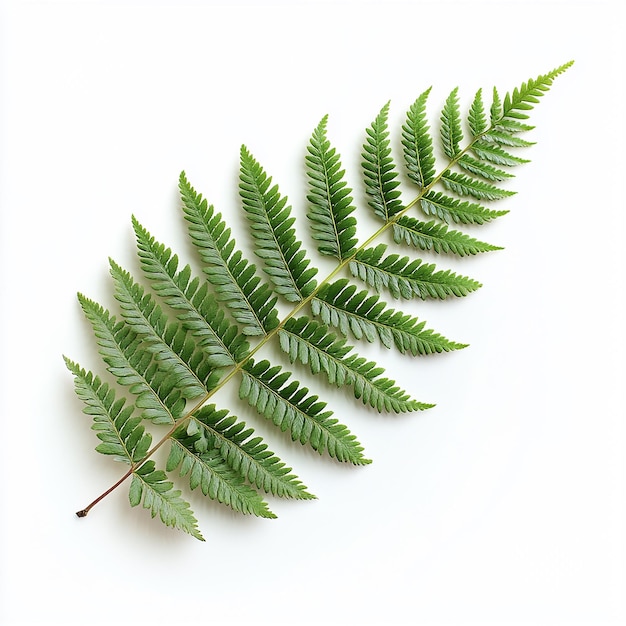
402,88 -> 436,188
495,118 -> 535,134
238,147 -> 318,301
129,460 -> 204,540
471,142 -> 530,167
502,61 -> 574,120
65,358 -> 152,463
190,404 -> 314,499
457,155 -> 513,182
441,170 -> 515,201
392,216 -> 502,256
68,64 -> 572,538
482,129 -> 535,148
440,87 -> 463,158
77,295 -> 183,425
279,317 -> 432,412
468,88 -> 488,136
166,435 -> 275,518
420,190 -> 508,225
313,279 -> 467,355
179,172 -> 279,335
350,244 -> 482,300
240,359 -> 368,464
490,87 -> 503,124
362,101 -> 403,222
132,217 -> 249,366
109,260 -> 216,399
306,116 -> 358,260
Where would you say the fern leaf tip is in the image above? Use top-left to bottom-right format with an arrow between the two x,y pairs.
316,114 -> 329,130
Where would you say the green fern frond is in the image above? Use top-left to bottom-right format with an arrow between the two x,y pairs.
77,295 -> 183,425
392,216 -> 502,256
441,170 -> 516,201
279,317 -> 431,412
109,261 -> 216,399
68,63 -> 572,539
421,190 -> 509,224
313,279 -> 467,355
362,102 -> 403,222
495,118 -> 535,133
402,88 -> 436,188
440,87 -> 463,158
65,358 -> 152,463
190,404 -> 314,499
502,61 -> 573,119
481,130 -> 535,148
306,116 -> 358,260
180,172 -> 280,335
350,244 -> 482,300
166,435 -> 275,518
471,142 -> 530,167
490,87 -> 503,123
132,217 -> 250,366
239,146 -> 318,301
129,460 -> 204,540
457,155 -> 514,182
468,88 -> 488,136
240,359 -> 367,465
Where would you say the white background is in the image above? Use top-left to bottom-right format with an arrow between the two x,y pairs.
0,1 -> 624,625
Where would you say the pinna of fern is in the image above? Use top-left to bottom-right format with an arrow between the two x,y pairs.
65,62 -> 572,540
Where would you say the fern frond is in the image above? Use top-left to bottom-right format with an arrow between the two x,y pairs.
457,155 -> 513,182
69,64 -> 572,539
392,216 -> 502,256
471,142 -> 530,167
440,87 -> 463,158
490,87 -> 503,124
129,460 -> 204,540
132,217 -> 249,366
502,61 -> 574,120
495,118 -> 535,133
306,116 -> 358,261
481,130 -> 535,148
65,358 -> 152,463
77,295 -> 182,425
441,170 -> 516,201
313,279 -> 467,355
238,147 -> 318,301
420,190 -> 508,224
362,102 -> 403,222
166,435 -> 275,518
179,172 -> 279,335
240,359 -> 368,465
402,88 -> 436,188
279,317 -> 432,412
190,404 -> 314,499
109,261 -> 216,399
468,88 -> 488,136
349,244 -> 482,300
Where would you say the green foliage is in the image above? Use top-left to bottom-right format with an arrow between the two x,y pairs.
66,62 -> 572,539
306,116 -> 358,260
402,88 -> 436,189
350,244 -> 482,300
362,102 -> 403,221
